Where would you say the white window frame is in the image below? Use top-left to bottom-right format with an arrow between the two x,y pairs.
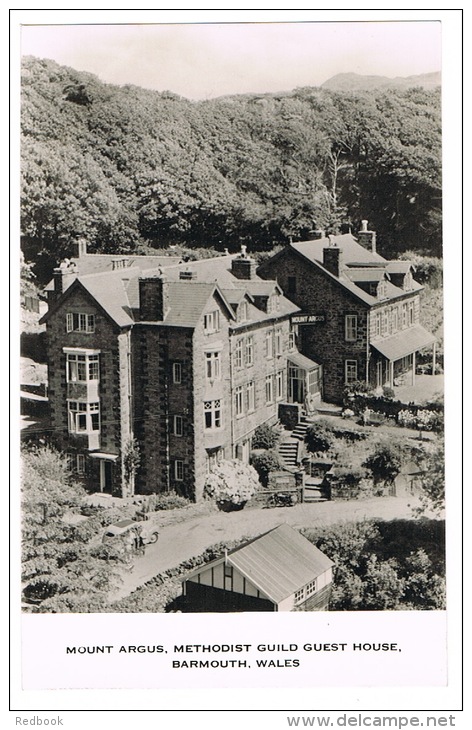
288,331 -> 296,351
294,588 -> 305,604
173,415 -> 183,437
172,362 -> 182,384
265,374 -> 274,404
174,460 -> 184,481
265,330 -> 273,359
245,336 -> 254,367
235,385 -> 244,417
68,401 -> 100,434
204,400 -> 222,430
66,312 -> 95,333
345,360 -> 358,385
237,300 -> 248,323
345,314 -> 358,342
275,328 -> 282,356
408,301 -> 415,326
276,370 -> 284,401
205,351 -> 221,381
234,339 -> 243,369
204,310 -> 220,334
247,380 -> 255,412
65,350 -> 100,383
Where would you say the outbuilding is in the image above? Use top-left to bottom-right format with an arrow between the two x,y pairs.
181,523 -> 334,612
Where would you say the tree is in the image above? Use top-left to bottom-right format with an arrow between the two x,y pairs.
415,440 -> 445,516
21,445 -> 126,612
304,419 -> 334,454
250,450 -> 282,487
363,444 -> 402,487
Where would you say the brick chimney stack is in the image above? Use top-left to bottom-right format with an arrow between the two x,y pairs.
53,260 -> 78,296
357,220 -> 377,254
139,274 -> 170,321
76,239 -> 88,258
322,241 -> 343,277
231,245 -> 257,280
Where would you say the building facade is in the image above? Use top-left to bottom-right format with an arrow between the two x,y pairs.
41,245 -> 306,499
258,223 -> 436,403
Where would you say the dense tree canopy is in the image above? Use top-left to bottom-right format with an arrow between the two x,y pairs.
21,57 -> 442,282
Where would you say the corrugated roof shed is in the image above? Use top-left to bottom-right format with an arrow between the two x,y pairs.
227,524 -> 334,604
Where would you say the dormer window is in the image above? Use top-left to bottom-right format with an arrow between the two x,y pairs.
204,310 -> 220,334
237,300 -> 248,323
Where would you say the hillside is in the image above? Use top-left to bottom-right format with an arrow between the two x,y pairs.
20,56 -> 442,282
321,71 -> 441,92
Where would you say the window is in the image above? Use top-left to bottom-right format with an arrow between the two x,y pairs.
247,381 -> 255,412
265,374 -> 274,404
172,362 -> 182,384
66,351 -> 100,383
173,415 -> 183,436
345,360 -> 358,385
345,314 -> 358,342
66,453 -> 85,474
391,307 -> 398,334
408,301 -> 415,326
204,310 -> 220,334
204,400 -> 222,429
234,339 -> 243,369
206,351 -> 221,381
237,300 -> 248,323
245,336 -> 254,367
402,303 -> 408,329
381,310 -> 388,336
66,312 -> 95,333
206,448 -> 224,473
275,328 -> 282,356
224,564 -> 233,579
276,371 -> 284,400
265,330 -> 273,359
235,386 -> 244,417
287,277 -> 297,295
174,460 -> 184,481
375,313 -> 381,337
305,579 -> 317,597
288,331 -> 296,351
268,293 -> 280,314
294,588 -> 305,604
68,401 -> 100,434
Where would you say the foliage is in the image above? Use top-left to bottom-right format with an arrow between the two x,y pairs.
363,444 -> 402,486
251,423 -> 280,450
304,419 -> 335,454
302,518 -> 445,611
397,409 -> 443,433
414,440 -> 445,516
21,57 -> 442,284
21,445 -> 126,611
137,491 -> 191,513
250,450 -> 282,487
203,460 -> 260,506
123,437 -> 141,488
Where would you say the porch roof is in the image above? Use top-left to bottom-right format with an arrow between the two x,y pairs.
371,325 -> 436,362
288,351 -> 321,371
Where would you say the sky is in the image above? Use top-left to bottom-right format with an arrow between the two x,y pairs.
19,14 -> 443,100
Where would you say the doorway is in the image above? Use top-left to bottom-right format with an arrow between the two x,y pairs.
100,460 -> 113,493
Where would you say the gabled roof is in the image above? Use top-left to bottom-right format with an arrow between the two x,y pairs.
69,253 -> 181,276
291,233 -> 386,267
386,261 -> 415,274
222,524 -> 333,604
163,282 -> 235,328
345,268 -> 388,284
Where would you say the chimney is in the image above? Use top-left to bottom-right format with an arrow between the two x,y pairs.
179,269 -> 196,280
322,243 -> 343,277
139,275 -> 169,321
76,239 -> 88,258
231,245 -> 257,280
53,260 -> 77,295
357,220 -> 377,254
310,229 -> 325,240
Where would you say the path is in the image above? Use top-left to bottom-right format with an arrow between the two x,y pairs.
114,494 -> 426,600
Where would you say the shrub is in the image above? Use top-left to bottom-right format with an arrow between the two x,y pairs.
363,444 -> 402,486
382,386 -> 395,399
251,423 -> 279,450
250,450 -> 282,487
146,491 -> 191,512
305,420 -> 334,454
203,460 -> 260,506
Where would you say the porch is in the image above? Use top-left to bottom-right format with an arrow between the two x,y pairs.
287,351 -> 323,415
370,324 -> 437,390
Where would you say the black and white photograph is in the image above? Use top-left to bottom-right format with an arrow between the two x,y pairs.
11,7 -> 463,720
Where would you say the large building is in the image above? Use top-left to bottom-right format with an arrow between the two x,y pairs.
258,222 -> 437,403
40,244 -> 309,499
39,221 -> 437,499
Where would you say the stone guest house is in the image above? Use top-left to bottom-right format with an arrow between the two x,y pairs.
40,223 -> 436,499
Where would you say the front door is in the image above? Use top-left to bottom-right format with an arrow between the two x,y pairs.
289,366 -> 305,403
100,460 -> 113,493
376,361 -> 383,388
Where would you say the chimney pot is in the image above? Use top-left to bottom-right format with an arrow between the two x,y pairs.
361,220 -> 368,232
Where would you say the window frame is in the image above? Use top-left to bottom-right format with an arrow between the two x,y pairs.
66,312 -> 95,333
203,310 -> 220,334
205,350 -> 221,381
204,400 -> 222,430
345,359 -> 358,385
265,374 -> 274,404
173,414 -> 184,437
65,350 -> 100,384
245,336 -> 254,367
67,401 -> 100,434
276,370 -> 284,400
172,362 -> 182,384
345,314 -> 358,342
235,385 -> 244,417
174,460 -> 184,481
246,380 -> 255,412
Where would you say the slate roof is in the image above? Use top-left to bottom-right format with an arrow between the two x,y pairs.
291,233 -> 386,267
70,253 -> 180,276
226,524 -> 334,604
163,282 -> 234,328
287,351 -> 321,370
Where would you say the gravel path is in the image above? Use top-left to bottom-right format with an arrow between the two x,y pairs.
114,494 -> 425,600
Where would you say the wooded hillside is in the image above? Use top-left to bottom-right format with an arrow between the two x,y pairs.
21,56 -> 442,282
